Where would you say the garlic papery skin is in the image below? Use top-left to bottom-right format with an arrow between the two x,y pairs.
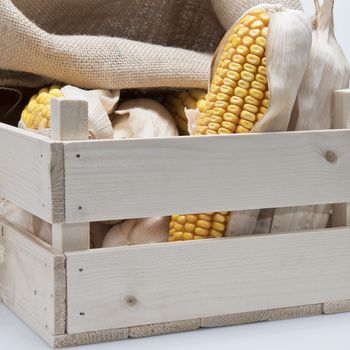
102,217 -> 170,247
112,98 -> 178,139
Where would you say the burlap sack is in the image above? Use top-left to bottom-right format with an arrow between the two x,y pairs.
0,0 -> 302,90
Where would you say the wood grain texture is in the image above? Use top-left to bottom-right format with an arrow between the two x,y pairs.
268,304 -> 322,321
201,304 -> 322,327
323,300 -> 350,314
0,222 -> 66,338
66,228 -> 350,333
0,123 -> 56,222
201,310 -> 269,327
53,328 -> 128,348
128,319 -> 200,338
332,90 -> 350,228
63,129 -> 350,223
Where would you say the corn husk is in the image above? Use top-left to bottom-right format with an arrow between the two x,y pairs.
19,86 -> 119,139
102,217 -> 169,247
206,4 -> 311,236
269,0 -> 350,234
112,98 -> 178,139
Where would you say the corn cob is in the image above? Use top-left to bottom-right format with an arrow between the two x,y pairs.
164,89 -> 206,135
169,8 -> 270,241
20,85 -> 63,129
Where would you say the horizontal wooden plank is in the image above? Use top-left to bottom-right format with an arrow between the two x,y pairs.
66,227 -> 350,333
63,129 -> 350,223
0,222 -> 66,339
0,122 -> 60,223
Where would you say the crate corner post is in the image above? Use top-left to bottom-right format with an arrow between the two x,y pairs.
50,98 -> 90,253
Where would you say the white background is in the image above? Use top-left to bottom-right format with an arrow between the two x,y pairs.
1,0 -> 350,349
302,0 -> 350,60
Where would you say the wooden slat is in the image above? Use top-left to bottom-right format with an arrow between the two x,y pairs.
66,227 -> 350,333
0,123 -> 59,223
323,300 -> 350,314
63,129 -> 350,223
332,90 -> 350,227
0,222 -> 66,339
50,98 -> 90,251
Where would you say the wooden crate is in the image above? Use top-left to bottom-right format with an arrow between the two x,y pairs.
1,91 -> 350,347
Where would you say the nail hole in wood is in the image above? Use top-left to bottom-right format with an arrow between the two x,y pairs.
78,206 -> 82,210
80,312 -> 85,316
40,154 -> 43,158
125,295 -> 137,307
76,154 -> 81,158
45,324 -> 48,329
34,290 -> 37,295
79,268 -> 83,272
325,150 -> 337,163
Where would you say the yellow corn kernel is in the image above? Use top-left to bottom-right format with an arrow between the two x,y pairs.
241,110 -> 256,122
242,36 -> 254,47
250,44 -> 264,57
194,227 -> 210,237
234,87 -> 248,98
183,233 -> 194,240
243,104 -> 259,114
236,125 -> 250,133
251,81 -> 266,91
223,112 -> 239,124
250,88 -> 264,100
236,45 -> 249,56
256,74 -> 267,84
245,95 -> 260,106
237,79 -> 250,90
228,65 -> 243,75
227,104 -> 242,115
241,71 -> 255,82
232,54 -> 245,64
244,63 -> 257,73
246,54 -> 261,66
239,118 -> 254,130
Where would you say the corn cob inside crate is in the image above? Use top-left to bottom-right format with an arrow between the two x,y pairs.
169,8 -> 270,241
164,89 -> 206,135
20,85 -> 63,129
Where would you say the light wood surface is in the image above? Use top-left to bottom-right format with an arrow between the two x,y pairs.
332,90 -> 350,227
0,222 -> 65,340
53,328 -> 128,348
62,129 -> 350,223
0,123 -> 55,222
323,300 -> 350,314
65,228 -> 350,333
128,319 -> 200,338
51,98 -> 89,141
51,98 -> 90,251
52,223 -> 90,253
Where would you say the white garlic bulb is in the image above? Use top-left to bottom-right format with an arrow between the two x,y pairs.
270,0 -> 350,234
112,98 -> 178,139
102,217 -> 169,247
